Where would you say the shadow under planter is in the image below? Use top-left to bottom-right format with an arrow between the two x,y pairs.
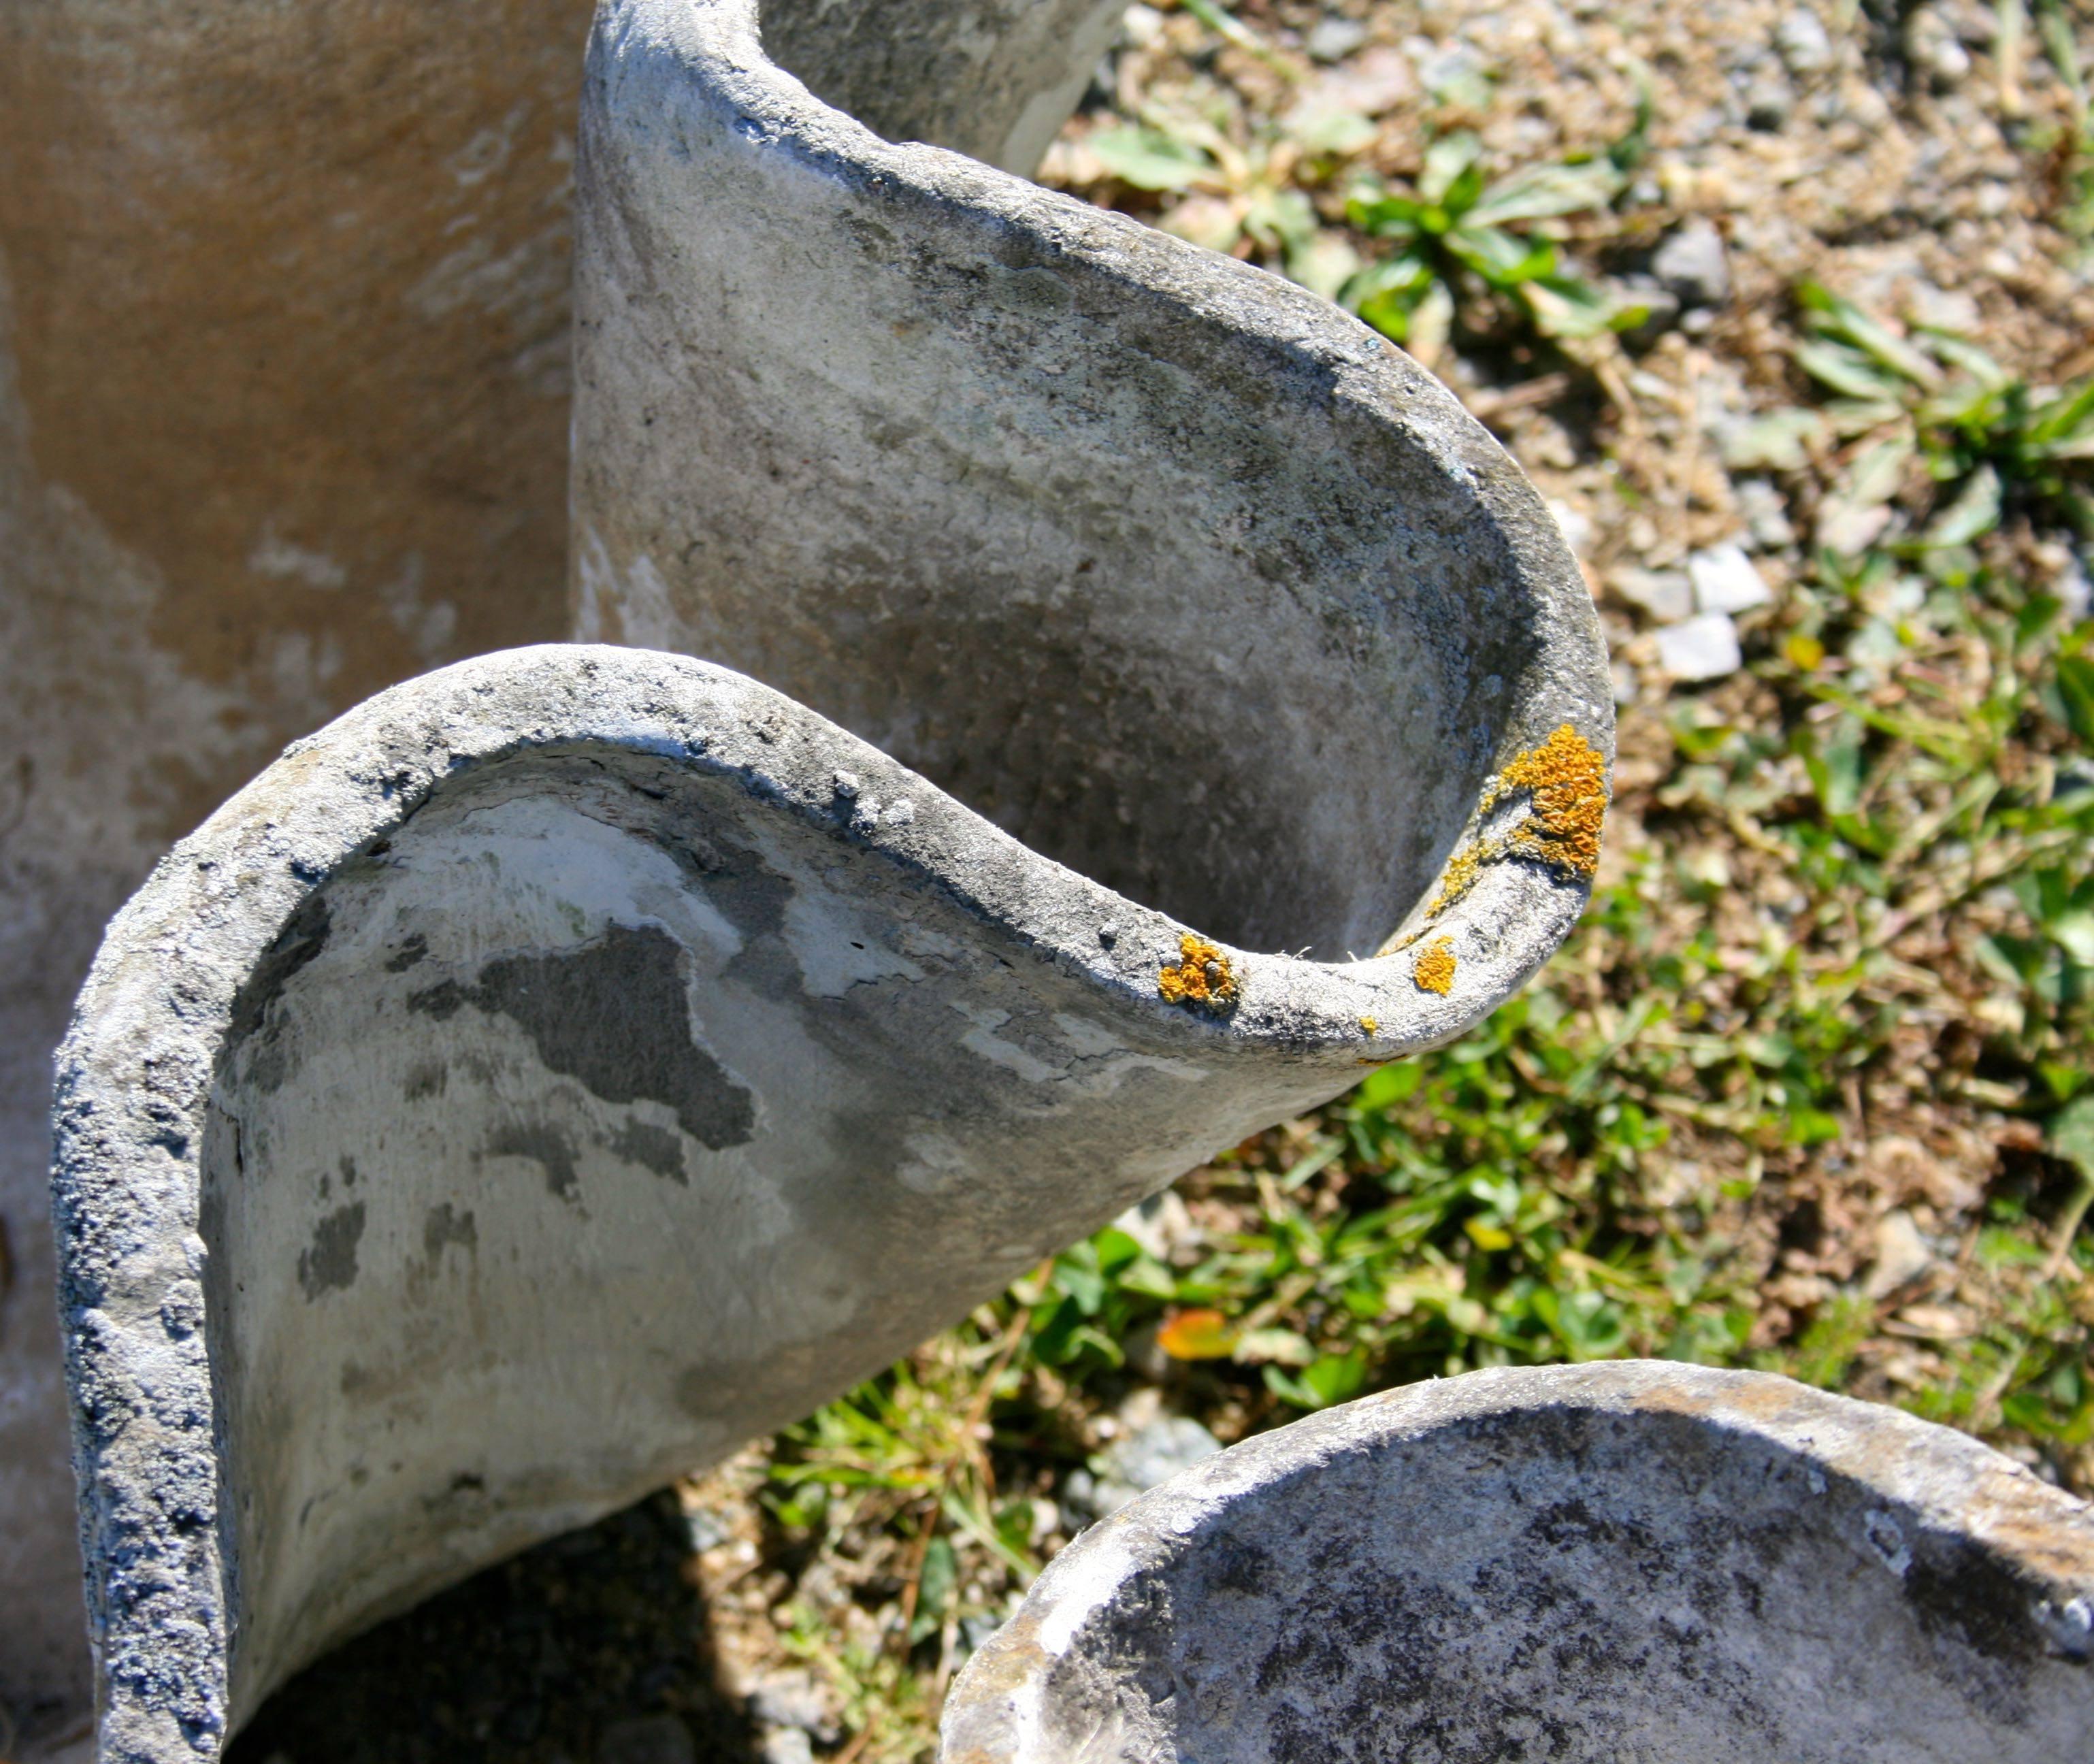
227,1492 -> 757,1764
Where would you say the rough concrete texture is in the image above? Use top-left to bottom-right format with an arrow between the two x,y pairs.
944,1362 -> 2094,1764
573,0 -> 1611,961
58,642 -> 1598,1762
0,1 -> 1151,1743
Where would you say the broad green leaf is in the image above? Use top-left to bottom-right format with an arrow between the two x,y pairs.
1522,274 -> 1626,339
1087,125 -> 1215,191
1446,225 -> 1555,286
1466,159 -> 1622,227
1923,331 -> 2012,390
1719,408 -> 1825,472
2052,1095 -> 2094,1177
1799,283 -> 1944,389
1418,131 -> 1485,204
2057,654 -> 2094,743
1287,107 -> 1377,157
1287,230 -> 1364,301
1795,339 -> 1910,402
1841,434 -> 1916,508
1347,191 -> 1424,238
2028,378 -> 2094,449
1244,187 -> 1318,251
1920,463 -> 2003,548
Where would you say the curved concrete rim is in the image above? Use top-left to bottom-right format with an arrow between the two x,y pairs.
944,1360 -> 2094,1764
55,645 -> 1597,1759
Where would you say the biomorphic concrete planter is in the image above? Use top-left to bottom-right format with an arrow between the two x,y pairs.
59,630 -> 1605,1762
943,1362 -> 2094,1764
32,0 -> 1612,1754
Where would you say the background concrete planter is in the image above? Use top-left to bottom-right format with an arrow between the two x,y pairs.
943,1362 -> 2094,1764
61,642 -> 1601,1761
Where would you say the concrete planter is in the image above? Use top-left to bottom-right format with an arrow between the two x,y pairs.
943,1362 -> 2094,1764
59,633 -> 1604,1761
27,1 -> 1609,1757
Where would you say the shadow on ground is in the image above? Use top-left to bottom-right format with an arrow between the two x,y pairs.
227,1493 -> 759,1764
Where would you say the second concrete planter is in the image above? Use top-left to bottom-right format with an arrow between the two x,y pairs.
945,1363 -> 2094,1764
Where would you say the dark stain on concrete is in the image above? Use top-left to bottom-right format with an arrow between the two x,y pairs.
411,923 -> 755,1149
608,1117 -> 687,1186
402,1059 -> 447,1102
487,1122 -> 581,1203
231,890 -> 333,1093
298,1201 -> 367,1299
423,1203 -> 477,1269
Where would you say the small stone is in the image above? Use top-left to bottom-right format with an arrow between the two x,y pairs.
1688,542 -> 1773,615
1546,499 -> 1594,558
1305,17 -> 1369,62
1865,1210 -> 1935,1301
681,1505 -> 733,1552
1652,221 -> 1731,310
1744,70 -> 1795,131
757,1730 -> 815,1764
1652,612 -> 1742,682
598,1715 -> 696,1764
1733,478 -> 1797,551
1612,567 -> 1695,625
1907,7 -> 1971,86
1068,1410 -> 1224,1520
747,1671 -> 838,1742
1775,6 -> 1837,77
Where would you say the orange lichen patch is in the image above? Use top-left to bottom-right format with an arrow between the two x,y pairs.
1422,725 -> 1607,918
1359,1016 -> 1379,1036
1158,933 -> 1239,1010
1413,936 -> 1457,995
1424,842 -> 1485,918
1494,723 -> 1607,879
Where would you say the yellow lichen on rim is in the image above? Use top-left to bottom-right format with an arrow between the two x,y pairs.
1412,936 -> 1457,995
1422,723 -> 1607,918
1158,933 -> 1239,1011
1496,723 -> 1607,879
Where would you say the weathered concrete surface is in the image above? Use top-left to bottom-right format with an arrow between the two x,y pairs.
576,0 -> 1609,960
0,2 -> 1139,1744
0,3 -> 587,1740
56,638 -> 1603,1763
944,1362 -> 2094,1764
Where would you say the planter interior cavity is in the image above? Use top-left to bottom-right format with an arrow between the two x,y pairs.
943,1362 -> 2094,1764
